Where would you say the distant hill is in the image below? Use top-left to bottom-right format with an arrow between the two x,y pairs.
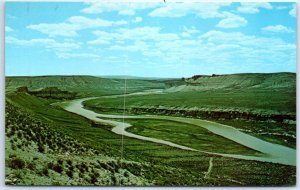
166,72 -> 296,92
99,75 -> 176,81
6,73 -> 296,95
6,75 -> 165,96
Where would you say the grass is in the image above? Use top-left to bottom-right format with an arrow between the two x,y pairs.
6,76 -> 165,97
5,73 -> 297,186
5,99 -> 152,185
84,88 -> 295,114
125,118 -> 263,156
5,92 -> 296,186
83,85 -> 296,148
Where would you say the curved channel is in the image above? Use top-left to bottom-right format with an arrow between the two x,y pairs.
57,93 -> 296,166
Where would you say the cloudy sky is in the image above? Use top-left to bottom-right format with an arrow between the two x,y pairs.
5,1 -> 296,77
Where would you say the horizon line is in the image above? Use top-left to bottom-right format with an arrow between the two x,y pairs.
5,71 -> 296,78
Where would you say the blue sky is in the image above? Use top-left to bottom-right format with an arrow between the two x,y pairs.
5,2 -> 296,77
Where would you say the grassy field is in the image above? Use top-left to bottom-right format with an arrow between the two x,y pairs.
84,88 -> 295,115
125,119 -> 263,156
5,73 -> 296,186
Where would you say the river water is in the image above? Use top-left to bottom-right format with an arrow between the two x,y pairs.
58,93 -> 296,166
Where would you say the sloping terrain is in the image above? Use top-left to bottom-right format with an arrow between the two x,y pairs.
5,100 -> 151,185
85,73 -> 296,117
6,75 -> 165,96
167,72 -> 295,92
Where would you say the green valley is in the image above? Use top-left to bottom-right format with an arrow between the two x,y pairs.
5,73 -> 296,186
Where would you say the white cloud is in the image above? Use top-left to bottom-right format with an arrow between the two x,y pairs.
5,26 -> 13,32
28,23 -> 78,37
81,1 -> 158,15
133,17 -> 143,23
109,40 -> 149,52
68,16 -> 120,27
289,4 -> 296,17
87,39 -> 111,45
262,25 -> 294,33
119,9 -> 135,15
237,3 -> 273,14
149,30 -> 295,70
86,26 -> 295,72
276,6 -> 288,10
181,27 -> 200,38
184,26 -> 200,34
89,26 -> 179,45
181,32 -> 191,38
149,4 -> 187,18
27,16 -> 127,37
5,36 -> 104,60
6,36 -> 80,52
216,12 -> 247,28
198,30 -> 295,53
149,3 -> 231,18
118,27 -> 178,41
56,52 -> 100,59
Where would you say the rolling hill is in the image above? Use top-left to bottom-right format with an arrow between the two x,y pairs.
166,72 -> 296,92
6,75 -> 165,96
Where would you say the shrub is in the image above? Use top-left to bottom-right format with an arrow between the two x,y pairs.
66,170 -> 73,178
9,154 -> 16,159
69,165 -> 74,171
58,159 -> 64,165
79,163 -> 88,173
17,131 -> 22,138
42,167 -> 49,176
90,174 -> 98,184
9,158 -> 26,169
66,160 -> 72,166
47,162 -> 54,169
11,145 -> 16,150
17,144 -> 22,149
52,164 -> 63,174
38,144 -> 45,153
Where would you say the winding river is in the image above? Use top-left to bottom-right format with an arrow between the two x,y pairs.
57,90 -> 296,166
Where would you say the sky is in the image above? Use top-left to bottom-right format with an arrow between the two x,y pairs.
5,1 -> 297,77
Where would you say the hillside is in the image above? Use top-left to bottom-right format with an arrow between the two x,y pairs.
5,100 -> 150,185
166,73 -> 296,92
6,75 -> 165,96
84,72 -> 296,115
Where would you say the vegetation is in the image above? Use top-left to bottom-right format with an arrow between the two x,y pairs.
17,86 -> 78,99
83,73 -> 296,148
5,100 -> 150,185
6,75 -> 165,97
5,73 -> 296,186
126,119 -> 263,156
